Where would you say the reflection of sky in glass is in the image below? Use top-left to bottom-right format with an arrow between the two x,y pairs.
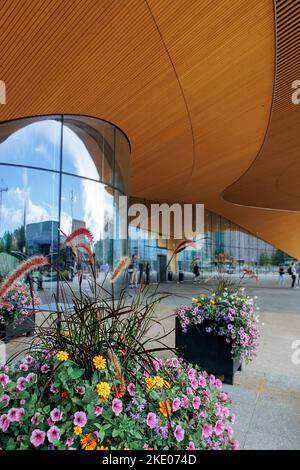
0,119 -> 61,171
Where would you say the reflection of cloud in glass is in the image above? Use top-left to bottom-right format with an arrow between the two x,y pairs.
63,126 -> 99,180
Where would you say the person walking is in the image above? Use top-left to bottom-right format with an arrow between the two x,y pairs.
288,262 -> 297,288
297,263 -> 300,289
145,262 -> 151,285
193,263 -> 200,283
278,263 -> 285,286
129,254 -> 138,288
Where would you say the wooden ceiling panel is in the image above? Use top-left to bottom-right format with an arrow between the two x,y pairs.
1,1 -> 300,258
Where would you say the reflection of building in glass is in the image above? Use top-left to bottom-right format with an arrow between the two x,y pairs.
26,221 -> 59,256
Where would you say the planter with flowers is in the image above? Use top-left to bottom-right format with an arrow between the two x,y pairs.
0,285 -> 41,343
175,291 -> 259,384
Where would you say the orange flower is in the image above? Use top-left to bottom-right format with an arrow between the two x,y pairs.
118,348 -> 127,357
145,377 -> 155,390
96,445 -> 109,450
96,382 -> 111,400
81,433 -> 97,450
163,380 -> 171,389
159,400 -> 171,417
113,385 -> 126,398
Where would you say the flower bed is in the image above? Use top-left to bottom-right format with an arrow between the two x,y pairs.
0,284 -> 41,327
0,351 -> 238,450
176,291 -> 259,363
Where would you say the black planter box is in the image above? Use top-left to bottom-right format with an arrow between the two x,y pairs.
175,317 -> 242,385
0,314 -> 35,343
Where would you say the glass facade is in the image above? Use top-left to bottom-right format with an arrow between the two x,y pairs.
128,209 -> 291,282
0,115 -> 129,301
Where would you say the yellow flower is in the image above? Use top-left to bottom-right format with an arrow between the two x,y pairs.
63,330 -> 70,337
124,448 -> 130,450
96,382 -> 111,400
163,379 -> 171,389
96,445 -> 110,450
81,433 -> 97,450
56,351 -> 69,361
145,377 -> 155,389
153,376 -> 164,388
159,400 -> 171,417
93,355 -> 107,370
73,426 -> 83,435
211,300 -> 215,305
193,298 -> 198,303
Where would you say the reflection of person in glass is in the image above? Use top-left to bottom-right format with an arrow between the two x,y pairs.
129,254 -> 138,288
145,262 -> 151,285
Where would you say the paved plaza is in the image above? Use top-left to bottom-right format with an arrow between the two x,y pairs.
4,275 -> 300,450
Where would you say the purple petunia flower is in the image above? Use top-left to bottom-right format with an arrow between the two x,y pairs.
174,425 -> 185,442
73,411 -> 87,427
47,425 -> 60,443
30,429 -> 46,448
50,408 -> 63,423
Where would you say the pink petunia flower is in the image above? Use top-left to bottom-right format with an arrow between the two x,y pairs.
0,414 -> 10,432
73,411 -> 87,427
215,379 -> 222,390
16,377 -> 27,391
95,406 -> 103,417
127,383 -> 136,397
146,412 -> 157,429
40,364 -> 51,374
190,378 -> 199,390
232,439 -> 239,450
19,363 -> 28,372
180,395 -> 189,409
50,408 -> 63,422
47,425 -> 60,443
112,398 -> 123,416
26,373 -> 37,384
0,374 -> 10,387
188,441 -> 196,450
220,392 -> 228,402
172,398 -> 181,412
186,387 -> 193,395
0,394 -> 10,406
174,425 -> 185,442
192,396 -> 201,410
30,429 -> 46,448
214,420 -> 225,436
202,424 -> 213,439
25,355 -> 33,365
7,408 -> 19,422
75,386 -> 85,395
198,376 -> 207,388
31,412 -> 40,426
66,436 -> 74,447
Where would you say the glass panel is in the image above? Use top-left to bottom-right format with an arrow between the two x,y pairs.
0,116 -> 61,171
60,174 -> 114,290
62,116 -> 114,184
0,165 -> 59,300
115,129 -> 130,193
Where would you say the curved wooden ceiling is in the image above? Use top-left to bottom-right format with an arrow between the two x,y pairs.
1,0 -> 300,258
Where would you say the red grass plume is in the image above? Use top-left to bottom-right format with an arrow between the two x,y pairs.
111,256 -> 131,283
0,255 -> 48,300
76,242 -> 94,261
63,227 -> 93,245
174,239 -> 197,255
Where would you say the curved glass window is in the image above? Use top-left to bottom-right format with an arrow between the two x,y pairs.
0,115 -> 130,301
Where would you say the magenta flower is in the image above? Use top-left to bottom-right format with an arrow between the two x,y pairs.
112,398 -> 123,416
172,397 -> 181,412
75,386 -> 85,395
25,372 -> 37,384
232,439 -> 239,450
16,377 -> 27,391
73,411 -> 87,427
187,368 -> 196,380
40,364 -> 51,374
208,374 -> 215,385
186,387 -> 193,395
25,355 -> 33,365
190,377 -> 199,390
174,425 -> 185,442
31,412 -> 40,425
50,408 -> 63,422
127,383 -> 136,397
0,414 -> 10,432
0,373 -> 10,387
198,376 -> 207,388
66,436 -> 74,447
214,420 -> 225,436
188,441 -> 196,450
192,396 -> 201,410
146,412 -> 157,429
180,395 -> 189,409
0,394 -> 10,406
30,429 -> 46,448
152,359 -> 161,372
50,383 -> 57,393
215,379 -> 222,390
17,408 -> 25,421
7,408 -> 19,422
19,363 -> 28,372
95,406 -> 103,417
47,425 -> 60,443
220,392 -> 228,402
202,424 -> 213,439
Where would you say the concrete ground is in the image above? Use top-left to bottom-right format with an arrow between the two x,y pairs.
3,275 -> 300,450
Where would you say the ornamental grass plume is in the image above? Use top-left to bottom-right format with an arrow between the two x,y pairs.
63,227 -> 93,245
110,256 -> 131,283
0,255 -> 48,300
76,242 -> 94,262
108,348 -> 126,396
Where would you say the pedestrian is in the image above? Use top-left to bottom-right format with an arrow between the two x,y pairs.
129,254 -> 138,288
288,262 -> 297,288
145,262 -> 151,285
297,263 -> 300,289
193,263 -> 200,283
278,263 -> 285,286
